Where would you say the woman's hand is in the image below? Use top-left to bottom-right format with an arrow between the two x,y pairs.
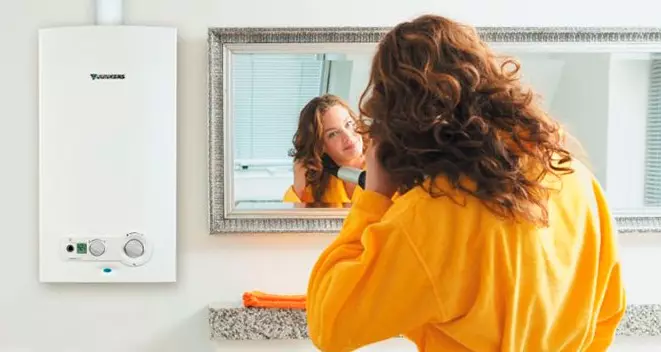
365,143 -> 398,198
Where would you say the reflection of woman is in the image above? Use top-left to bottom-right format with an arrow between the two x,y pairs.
282,94 -> 367,204
306,15 -> 625,351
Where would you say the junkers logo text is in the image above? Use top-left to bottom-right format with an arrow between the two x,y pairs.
90,73 -> 126,80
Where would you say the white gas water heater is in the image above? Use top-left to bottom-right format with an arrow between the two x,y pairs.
38,0 -> 177,283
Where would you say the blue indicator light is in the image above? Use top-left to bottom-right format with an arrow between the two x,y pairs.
102,268 -> 112,273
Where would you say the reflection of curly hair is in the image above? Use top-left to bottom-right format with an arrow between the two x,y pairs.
358,15 -> 574,226
289,94 -> 365,202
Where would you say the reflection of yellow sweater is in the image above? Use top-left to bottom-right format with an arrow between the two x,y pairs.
282,175 -> 364,204
306,159 -> 625,351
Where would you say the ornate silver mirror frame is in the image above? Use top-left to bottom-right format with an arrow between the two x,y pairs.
208,26 -> 661,234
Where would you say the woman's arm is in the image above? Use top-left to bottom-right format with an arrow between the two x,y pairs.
306,191 -> 442,351
282,161 -> 307,203
585,177 -> 626,350
293,160 -> 307,199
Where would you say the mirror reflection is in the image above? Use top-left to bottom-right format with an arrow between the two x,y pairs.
229,48 -> 661,212
231,52 -> 372,209
506,51 -> 658,209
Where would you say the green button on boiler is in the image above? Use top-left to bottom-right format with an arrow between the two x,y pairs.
76,242 -> 87,254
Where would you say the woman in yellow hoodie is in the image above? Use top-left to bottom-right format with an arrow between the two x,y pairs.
306,14 -> 626,352
283,94 -> 368,206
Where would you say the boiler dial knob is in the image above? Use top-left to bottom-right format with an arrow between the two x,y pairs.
123,239 -> 145,258
89,239 -> 106,257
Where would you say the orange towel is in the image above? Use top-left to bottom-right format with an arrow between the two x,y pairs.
243,291 -> 307,309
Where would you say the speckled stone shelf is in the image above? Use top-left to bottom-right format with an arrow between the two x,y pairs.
208,304 -> 661,340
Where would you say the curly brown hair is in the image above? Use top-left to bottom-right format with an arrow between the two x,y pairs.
289,94 -> 366,202
358,14 -> 574,226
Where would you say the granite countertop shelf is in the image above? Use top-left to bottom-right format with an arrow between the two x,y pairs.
209,304 -> 661,340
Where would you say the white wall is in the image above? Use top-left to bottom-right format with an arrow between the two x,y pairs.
2,0 -> 661,351
344,53 -> 373,112
234,169 -> 293,202
513,53 -> 566,111
515,52 -> 651,209
607,54 -> 650,208
549,53 -> 612,187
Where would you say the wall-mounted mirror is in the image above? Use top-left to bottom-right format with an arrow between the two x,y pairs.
209,27 -> 661,234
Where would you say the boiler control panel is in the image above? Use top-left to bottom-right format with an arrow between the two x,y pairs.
61,232 -> 152,267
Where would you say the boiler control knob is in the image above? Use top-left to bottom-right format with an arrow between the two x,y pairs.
123,239 -> 145,258
89,239 -> 106,257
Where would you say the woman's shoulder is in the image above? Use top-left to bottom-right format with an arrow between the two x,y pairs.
283,175 -> 351,203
